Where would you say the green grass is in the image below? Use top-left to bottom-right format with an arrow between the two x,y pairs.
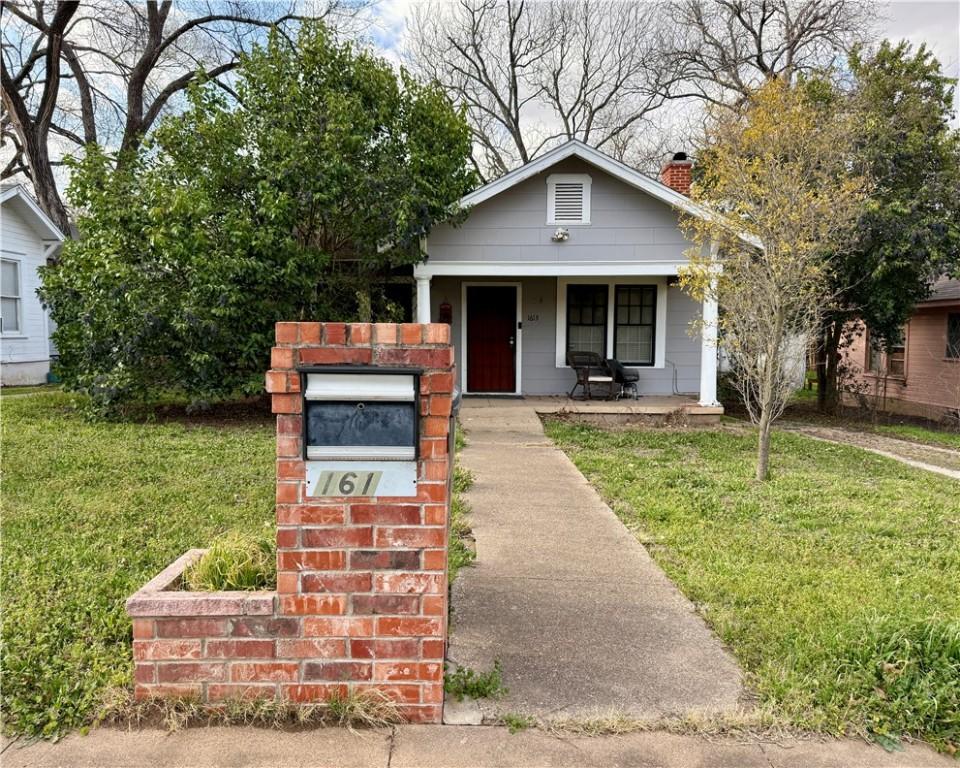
1,392 -> 274,738
874,423 -> 960,451
184,531 -> 276,591
545,421 -> 960,750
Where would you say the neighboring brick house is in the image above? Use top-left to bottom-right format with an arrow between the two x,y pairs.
844,277 -> 960,420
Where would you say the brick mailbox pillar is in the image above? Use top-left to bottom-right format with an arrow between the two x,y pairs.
127,322 -> 454,723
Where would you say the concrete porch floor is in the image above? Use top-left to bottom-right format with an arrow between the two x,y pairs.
464,395 -> 724,421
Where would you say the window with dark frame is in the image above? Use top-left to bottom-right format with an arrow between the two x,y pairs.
566,284 -> 607,360
614,285 -> 656,365
947,313 -> 960,359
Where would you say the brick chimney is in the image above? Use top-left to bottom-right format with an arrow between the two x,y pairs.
660,152 -> 692,196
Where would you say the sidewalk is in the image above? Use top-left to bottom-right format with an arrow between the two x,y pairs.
3,725 -> 952,767
449,401 -> 743,720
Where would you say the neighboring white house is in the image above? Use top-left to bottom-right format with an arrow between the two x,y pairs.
415,140 -> 721,405
1,184 -> 65,385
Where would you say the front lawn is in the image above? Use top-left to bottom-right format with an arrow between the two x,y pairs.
1,391 -> 274,737
874,423 -> 960,451
545,421 -> 960,750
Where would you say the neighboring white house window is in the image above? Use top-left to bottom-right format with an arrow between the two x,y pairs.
1,258 -> 21,334
547,174 -> 591,225
614,285 -> 657,365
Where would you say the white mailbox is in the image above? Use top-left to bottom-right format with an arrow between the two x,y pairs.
300,367 -> 420,498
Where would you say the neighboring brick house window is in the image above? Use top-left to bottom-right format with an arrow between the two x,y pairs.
866,326 -> 906,377
947,313 -> 960,359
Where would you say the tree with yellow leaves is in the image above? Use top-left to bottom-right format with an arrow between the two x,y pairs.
680,79 -> 868,481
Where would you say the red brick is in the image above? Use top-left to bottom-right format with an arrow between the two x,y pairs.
352,594 -> 419,615
299,347 -> 372,365
231,662 -> 299,683
276,505 -> 345,525
376,617 -> 443,637
422,549 -> 446,570
276,639 -> 347,659
400,324 -> 422,344
157,663 -> 226,683
424,324 -> 450,344
350,638 -> 419,659
229,617 -> 300,638
135,684 -> 202,701
205,640 -> 275,659
276,436 -> 301,458
422,417 -> 448,437
279,595 -> 346,616
132,619 -> 155,639
421,372 -> 454,394
374,661 -> 443,682
421,682 -> 444,703
277,571 -> 299,593
271,394 -> 301,414
277,550 -> 346,571
373,323 -> 398,344
423,505 -> 446,525
350,504 -> 421,525
348,324 -> 371,345
349,550 -> 420,571
401,704 -> 442,723
277,415 -> 302,435
376,348 -> 453,369
300,322 -> 321,344
275,481 -> 300,504
271,347 -> 295,369
156,619 -> 228,638
422,595 -> 445,615
324,323 -> 347,345
134,663 -> 156,684
358,683 -> 420,703
276,528 -> 298,549
282,683 -> 348,703
375,527 -> 445,548
303,617 -> 373,637
303,617 -> 374,638
303,661 -> 372,681
422,639 -> 445,659
276,460 -> 304,481
207,684 -> 277,702
302,527 -> 373,548
417,483 -> 447,503
419,439 -> 446,459
427,396 -> 453,417
275,322 -> 299,344
375,573 -> 444,595
265,371 -> 298,393
301,572 -> 372,593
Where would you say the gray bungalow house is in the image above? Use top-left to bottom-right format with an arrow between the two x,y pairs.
413,140 -> 719,407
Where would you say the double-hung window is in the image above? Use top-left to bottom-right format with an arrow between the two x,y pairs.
614,285 -> 656,365
1,258 -> 21,334
947,313 -> 960,360
565,284 -> 607,359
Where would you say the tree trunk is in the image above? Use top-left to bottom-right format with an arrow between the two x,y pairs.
815,323 -> 828,412
821,320 -> 844,415
756,406 -> 772,481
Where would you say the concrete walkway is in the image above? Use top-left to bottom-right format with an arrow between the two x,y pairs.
3,726 -> 953,767
449,400 -> 744,721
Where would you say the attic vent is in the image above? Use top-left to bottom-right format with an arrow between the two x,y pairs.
547,174 -> 591,225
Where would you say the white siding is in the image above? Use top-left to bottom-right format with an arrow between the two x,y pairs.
1,204 -> 51,381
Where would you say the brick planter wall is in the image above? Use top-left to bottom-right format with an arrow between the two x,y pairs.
126,322 -> 454,723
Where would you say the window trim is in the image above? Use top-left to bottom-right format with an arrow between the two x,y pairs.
1,254 -> 23,336
546,173 -> 591,226
613,284 -> 658,366
555,277 -> 667,368
864,325 -> 908,379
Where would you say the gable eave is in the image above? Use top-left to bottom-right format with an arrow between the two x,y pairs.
0,184 -> 66,242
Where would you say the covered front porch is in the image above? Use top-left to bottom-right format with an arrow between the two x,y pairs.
413,267 -> 721,410
463,394 -> 724,424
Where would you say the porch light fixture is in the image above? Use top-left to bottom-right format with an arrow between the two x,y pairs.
552,227 -> 570,242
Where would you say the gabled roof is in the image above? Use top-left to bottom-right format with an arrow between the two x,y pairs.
1,183 -> 66,242
460,139 -> 710,220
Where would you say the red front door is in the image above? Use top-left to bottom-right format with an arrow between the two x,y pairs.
466,285 -> 517,393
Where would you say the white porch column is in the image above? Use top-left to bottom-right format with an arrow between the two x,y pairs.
415,276 -> 432,324
698,264 -> 720,406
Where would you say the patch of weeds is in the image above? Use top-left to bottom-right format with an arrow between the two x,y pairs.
447,494 -> 476,584
324,689 -> 404,730
184,530 -> 276,591
502,712 -> 536,733
453,465 -> 475,493
444,661 -> 507,701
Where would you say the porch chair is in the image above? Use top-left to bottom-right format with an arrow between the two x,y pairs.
567,351 -> 616,400
607,358 -> 640,400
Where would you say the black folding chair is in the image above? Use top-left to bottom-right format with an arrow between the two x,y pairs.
607,358 -> 639,400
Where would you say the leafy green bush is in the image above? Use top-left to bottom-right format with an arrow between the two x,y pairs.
184,531 -> 276,591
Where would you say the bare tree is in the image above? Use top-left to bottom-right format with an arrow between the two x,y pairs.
663,0 -> 879,104
407,0 -> 676,181
1,0 -> 365,232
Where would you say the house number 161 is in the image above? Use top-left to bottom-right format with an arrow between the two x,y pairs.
312,470 -> 383,497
